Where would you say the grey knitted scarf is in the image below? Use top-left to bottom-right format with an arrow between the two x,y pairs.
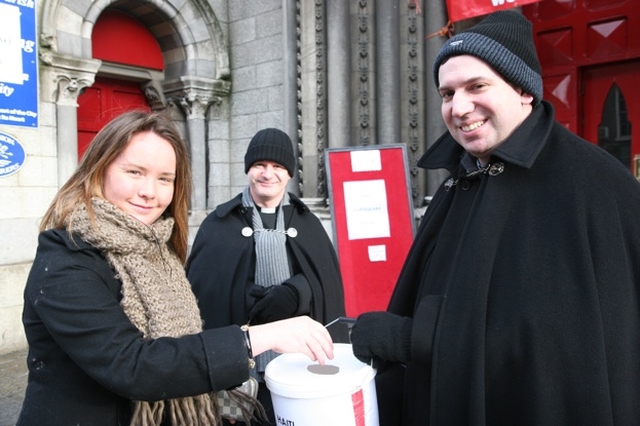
69,198 -> 219,426
241,187 -> 291,371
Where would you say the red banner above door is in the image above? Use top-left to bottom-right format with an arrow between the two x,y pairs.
446,0 -> 542,22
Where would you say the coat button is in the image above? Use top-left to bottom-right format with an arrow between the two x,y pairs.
461,180 -> 471,190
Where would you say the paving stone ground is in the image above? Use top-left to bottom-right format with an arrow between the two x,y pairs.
0,348 -> 27,426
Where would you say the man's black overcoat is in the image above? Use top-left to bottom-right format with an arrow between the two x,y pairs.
382,102 -> 640,425
187,193 -> 345,331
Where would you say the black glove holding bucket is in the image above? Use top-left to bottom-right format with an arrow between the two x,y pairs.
249,283 -> 299,324
350,311 -> 412,366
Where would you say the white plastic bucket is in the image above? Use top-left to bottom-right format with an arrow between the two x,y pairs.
265,343 -> 379,426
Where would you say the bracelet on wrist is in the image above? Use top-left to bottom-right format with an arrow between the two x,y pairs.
241,324 -> 255,369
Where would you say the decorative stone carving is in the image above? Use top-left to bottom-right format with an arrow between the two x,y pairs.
142,83 -> 166,112
164,77 -> 230,119
357,1 -> 371,146
407,1 -> 421,204
315,0 -> 327,198
40,51 -> 101,107
296,0 -> 304,196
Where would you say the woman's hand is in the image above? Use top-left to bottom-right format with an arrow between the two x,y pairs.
248,316 -> 334,364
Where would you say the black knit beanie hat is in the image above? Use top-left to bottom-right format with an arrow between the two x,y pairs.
244,128 -> 296,177
433,10 -> 543,106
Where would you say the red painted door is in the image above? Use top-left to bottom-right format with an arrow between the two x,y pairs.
77,9 -> 162,159
582,60 -> 639,173
77,76 -> 150,158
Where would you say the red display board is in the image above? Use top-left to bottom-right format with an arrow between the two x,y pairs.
326,145 -> 415,317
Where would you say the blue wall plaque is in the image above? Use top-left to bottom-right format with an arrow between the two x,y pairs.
0,0 -> 39,128
0,131 -> 26,177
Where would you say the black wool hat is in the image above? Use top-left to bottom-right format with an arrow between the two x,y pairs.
433,10 -> 543,105
244,128 -> 296,177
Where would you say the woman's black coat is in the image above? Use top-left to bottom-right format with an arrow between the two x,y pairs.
18,229 -> 251,426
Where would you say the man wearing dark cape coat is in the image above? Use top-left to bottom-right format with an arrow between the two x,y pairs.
187,128 -> 346,425
350,10 -> 640,426
187,192 -> 345,331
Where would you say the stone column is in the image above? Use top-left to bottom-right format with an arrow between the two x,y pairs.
375,0 -> 401,146
283,0 -> 300,195
402,2 -> 427,209
40,52 -> 101,186
326,0 -> 351,148
353,1 -> 376,146
165,77 -> 231,215
424,3 -> 451,196
298,0 -> 327,197
179,96 -> 209,213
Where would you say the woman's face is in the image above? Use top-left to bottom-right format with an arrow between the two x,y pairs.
103,131 -> 177,225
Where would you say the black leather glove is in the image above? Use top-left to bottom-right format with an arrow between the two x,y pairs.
249,284 -> 299,324
350,311 -> 412,366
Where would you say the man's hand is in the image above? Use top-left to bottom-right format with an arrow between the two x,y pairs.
350,311 -> 412,366
249,284 -> 299,324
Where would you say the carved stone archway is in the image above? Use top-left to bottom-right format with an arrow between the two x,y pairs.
39,0 -> 230,216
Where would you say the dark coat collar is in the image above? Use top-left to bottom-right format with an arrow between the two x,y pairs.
418,101 -> 555,173
214,191 -> 310,218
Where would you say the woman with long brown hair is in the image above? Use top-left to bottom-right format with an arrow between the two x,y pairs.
17,110 -> 333,426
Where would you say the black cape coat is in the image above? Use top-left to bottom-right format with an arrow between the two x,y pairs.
382,102 -> 640,425
187,193 -> 346,334
19,229 -> 252,426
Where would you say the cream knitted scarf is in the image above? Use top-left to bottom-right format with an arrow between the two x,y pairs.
69,198 -> 219,426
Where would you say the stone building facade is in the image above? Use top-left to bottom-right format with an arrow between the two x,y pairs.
0,0 -> 458,355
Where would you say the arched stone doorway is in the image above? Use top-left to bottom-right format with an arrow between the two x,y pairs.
39,0 -> 231,216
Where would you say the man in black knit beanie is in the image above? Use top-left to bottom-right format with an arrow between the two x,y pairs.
187,128 -> 346,426
350,9 -> 640,426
